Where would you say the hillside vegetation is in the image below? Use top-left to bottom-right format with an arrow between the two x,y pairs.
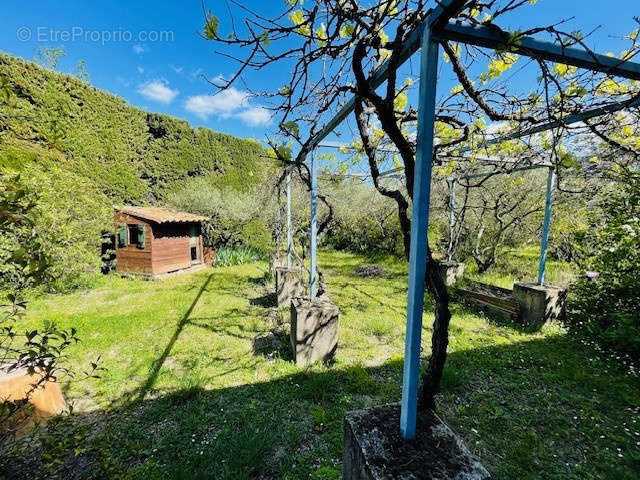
0,53 -> 270,290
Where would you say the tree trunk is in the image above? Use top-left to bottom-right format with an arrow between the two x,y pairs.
418,249 -> 452,411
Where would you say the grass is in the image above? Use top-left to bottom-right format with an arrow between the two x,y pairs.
464,244 -> 576,289
213,245 -> 267,267
1,250 -> 639,479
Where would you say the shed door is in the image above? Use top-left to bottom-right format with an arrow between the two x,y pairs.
188,224 -> 201,264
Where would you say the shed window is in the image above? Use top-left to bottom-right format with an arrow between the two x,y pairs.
128,224 -> 146,249
117,225 -> 127,248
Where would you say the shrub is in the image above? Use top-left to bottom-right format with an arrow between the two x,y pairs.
323,179 -> 404,256
167,176 -> 277,251
213,246 -> 267,267
566,175 -> 640,362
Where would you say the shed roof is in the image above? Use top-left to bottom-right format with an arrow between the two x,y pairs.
116,206 -> 208,224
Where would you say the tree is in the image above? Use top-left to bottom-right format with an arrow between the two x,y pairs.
203,0 -> 640,410
34,47 -> 66,71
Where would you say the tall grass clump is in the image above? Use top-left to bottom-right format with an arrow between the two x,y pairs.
213,246 -> 267,267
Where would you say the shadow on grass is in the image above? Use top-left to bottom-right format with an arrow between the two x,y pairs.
119,274 -> 267,404
249,292 -> 277,308
126,273 -> 215,403
252,329 -> 292,361
3,335 -> 639,480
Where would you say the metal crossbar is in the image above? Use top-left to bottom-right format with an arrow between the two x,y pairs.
458,96 -> 640,154
439,22 -> 640,81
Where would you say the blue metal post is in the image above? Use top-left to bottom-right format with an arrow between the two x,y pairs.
448,179 -> 456,262
286,170 -> 292,268
537,167 -> 556,285
310,153 -> 318,299
400,26 -> 439,441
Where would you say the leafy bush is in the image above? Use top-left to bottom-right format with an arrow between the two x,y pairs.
0,177 -> 99,441
166,176 -> 277,251
567,175 -> 640,361
324,179 -> 404,256
213,246 -> 267,267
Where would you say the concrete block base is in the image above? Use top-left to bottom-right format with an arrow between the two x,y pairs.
513,282 -> 567,328
290,297 -> 338,367
437,261 -> 465,286
344,404 -> 489,480
275,267 -> 305,308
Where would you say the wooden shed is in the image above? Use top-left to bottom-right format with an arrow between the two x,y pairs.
114,206 -> 209,277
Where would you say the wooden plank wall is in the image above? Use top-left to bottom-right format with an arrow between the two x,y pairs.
114,212 -> 153,275
115,213 -> 204,276
151,222 -> 200,275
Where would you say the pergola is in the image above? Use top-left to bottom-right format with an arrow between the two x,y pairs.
279,0 -> 640,440
447,162 -> 555,283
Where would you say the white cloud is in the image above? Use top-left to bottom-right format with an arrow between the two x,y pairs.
235,106 -> 271,127
133,44 -> 148,55
137,66 -> 144,74
170,64 -> 184,74
185,88 -> 271,127
212,74 -> 227,85
184,88 -> 249,120
137,80 -> 179,104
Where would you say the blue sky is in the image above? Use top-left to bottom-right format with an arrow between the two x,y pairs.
1,1 -> 638,145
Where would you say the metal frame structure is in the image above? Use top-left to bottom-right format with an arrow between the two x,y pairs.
310,151 -> 319,298
446,162 -> 554,284
286,169 -> 292,268
291,0 -> 640,440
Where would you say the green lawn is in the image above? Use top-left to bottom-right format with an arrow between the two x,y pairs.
464,244 -> 576,289
2,251 -> 638,479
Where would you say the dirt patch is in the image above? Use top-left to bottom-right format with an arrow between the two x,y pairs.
345,404 -> 489,479
353,265 -> 388,278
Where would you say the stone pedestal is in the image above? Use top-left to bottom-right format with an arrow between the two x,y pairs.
290,297 -> 339,367
275,267 -> 305,308
437,261 -> 465,286
344,404 -> 489,480
513,282 -> 567,328
269,251 -> 288,275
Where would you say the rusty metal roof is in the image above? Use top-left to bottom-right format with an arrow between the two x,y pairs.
116,206 -> 208,224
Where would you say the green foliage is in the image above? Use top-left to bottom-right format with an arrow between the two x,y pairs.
567,175 -> 640,360
0,52 -> 267,290
166,176 -> 276,250
0,176 -> 91,441
204,13 -> 220,40
213,246 -> 267,267
0,175 -> 50,291
323,179 -> 404,256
